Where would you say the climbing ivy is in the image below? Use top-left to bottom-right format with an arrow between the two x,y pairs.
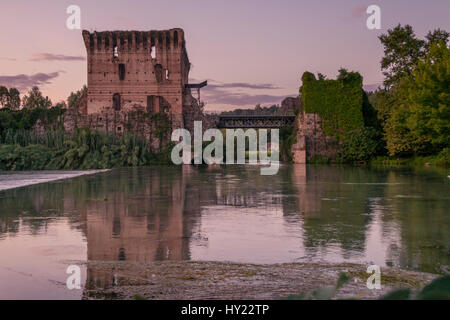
300,71 -> 365,140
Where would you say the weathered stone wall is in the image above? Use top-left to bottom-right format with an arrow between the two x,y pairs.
182,94 -> 218,134
63,96 -> 214,151
63,106 -> 171,151
292,111 -> 340,163
291,135 -> 306,164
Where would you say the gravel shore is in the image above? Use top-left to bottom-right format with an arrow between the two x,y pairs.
83,260 -> 437,300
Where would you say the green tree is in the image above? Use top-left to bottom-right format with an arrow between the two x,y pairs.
379,24 -> 425,89
339,127 -> 384,162
337,68 -> 363,83
385,42 -> 450,156
22,86 -> 52,109
0,86 -> 8,108
425,28 -> 449,51
368,89 -> 397,129
67,85 -> 87,109
6,88 -> 21,110
317,73 -> 327,81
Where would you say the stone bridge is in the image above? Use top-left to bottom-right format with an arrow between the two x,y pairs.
217,115 -> 296,129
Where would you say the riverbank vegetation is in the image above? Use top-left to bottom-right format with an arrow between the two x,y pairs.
0,85 -> 174,170
367,26 -> 449,166
306,25 -> 449,167
0,128 -> 173,171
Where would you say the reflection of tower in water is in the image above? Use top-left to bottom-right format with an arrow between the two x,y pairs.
82,167 -> 199,293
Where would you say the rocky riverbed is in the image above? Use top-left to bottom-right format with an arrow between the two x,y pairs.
82,260 -> 437,300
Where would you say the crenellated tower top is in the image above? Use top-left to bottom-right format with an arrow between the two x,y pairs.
82,29 -> 186,54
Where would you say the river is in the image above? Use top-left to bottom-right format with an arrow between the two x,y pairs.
0,165 -> 448,299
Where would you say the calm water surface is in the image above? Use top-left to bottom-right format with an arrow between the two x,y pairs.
0,165 -> 448,299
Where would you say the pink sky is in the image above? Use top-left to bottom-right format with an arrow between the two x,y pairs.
0,0 -> 449,111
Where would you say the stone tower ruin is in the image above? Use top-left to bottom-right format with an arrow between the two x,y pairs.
82,28 -> 194,129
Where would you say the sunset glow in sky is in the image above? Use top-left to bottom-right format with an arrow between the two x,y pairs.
0,0 -> 449,111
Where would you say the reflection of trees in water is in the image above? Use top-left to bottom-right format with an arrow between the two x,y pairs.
383,171 -> 450,274
288,165 -> 449,274
0,182 -> 85,237
290,165 -> 382,259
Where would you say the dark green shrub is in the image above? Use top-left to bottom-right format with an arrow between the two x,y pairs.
338,127 -> 385,162
0,144 -> 55,171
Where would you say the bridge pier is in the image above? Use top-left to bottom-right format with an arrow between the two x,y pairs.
291,135 -> 306,164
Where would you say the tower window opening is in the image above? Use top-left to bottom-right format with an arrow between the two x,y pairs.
113,93 -> 121,111
119,64 -> 125,80
150,45 -> 156,59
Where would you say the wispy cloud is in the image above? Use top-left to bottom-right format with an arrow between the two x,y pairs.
0,57 -> 17,61
204,91 -> 289,106
206,82 -> 282,90
0,72 -> 63,92
195,80 -> 292,108
30,53 -> 85,62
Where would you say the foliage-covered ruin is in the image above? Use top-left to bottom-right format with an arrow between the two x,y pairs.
300,70 -> 366,140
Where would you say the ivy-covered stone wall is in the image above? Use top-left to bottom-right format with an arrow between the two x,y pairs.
301,71 -> 365,141
292,71 -> 368,163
